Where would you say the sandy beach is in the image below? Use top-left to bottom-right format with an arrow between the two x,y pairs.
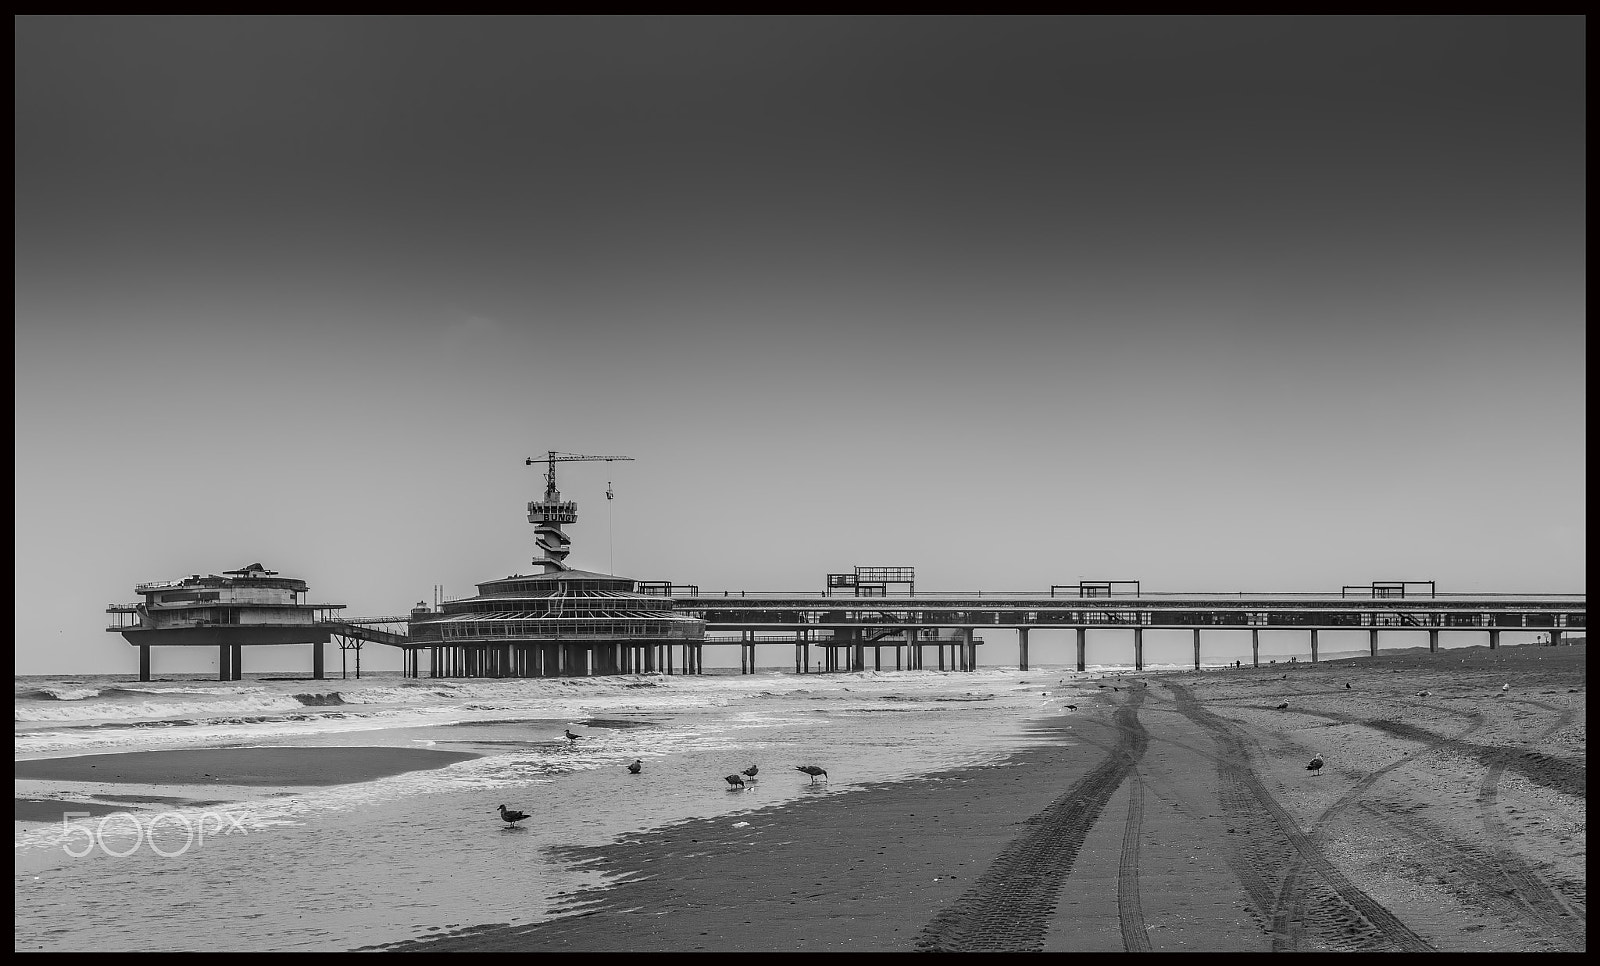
364,642 -> 1586,953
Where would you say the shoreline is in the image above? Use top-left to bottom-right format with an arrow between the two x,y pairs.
366,643 -> 1585,952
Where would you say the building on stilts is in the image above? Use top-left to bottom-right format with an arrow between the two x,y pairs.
401,453 -> 706,677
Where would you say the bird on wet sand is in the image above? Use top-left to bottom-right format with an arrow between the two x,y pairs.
565,728 -> 582,741
741,765 -> 759,782
795,765 -> 828,783
1345,683 -> 1352,689
1306,756 -> 1325,776
497,804 -> 530,826
1065,704 -> 1077,711
1502,683 -> 1510,691
1417,690 -> 1431,698
1276,702 -> 1289,710
725,774 -> 746,790
627,759 -> 642,774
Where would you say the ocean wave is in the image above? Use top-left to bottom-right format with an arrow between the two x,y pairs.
294,692 -> 346,707
15,687 -> 103,701
16,693 -> 346,723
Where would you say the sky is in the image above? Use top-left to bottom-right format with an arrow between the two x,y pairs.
15,16 -> 1586,674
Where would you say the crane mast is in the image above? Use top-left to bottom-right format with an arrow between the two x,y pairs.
523,452 -> 634,573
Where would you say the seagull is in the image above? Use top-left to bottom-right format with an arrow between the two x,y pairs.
1345,683 -> 1352,689
795,765 -> 829,783
627,759 -> 642,774
1065,704 -> 1077,711
741,765 -> 759,781
1417,690 -> 1431,698
497,804 -> 530,826
725,774 -> 746,790
564,729 -> 582,741
1501,683 -> 1510,691
1276,703 -> 1289,710
1306,756 -> 1324,776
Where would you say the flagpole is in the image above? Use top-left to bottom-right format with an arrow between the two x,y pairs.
606,481 -> 615,575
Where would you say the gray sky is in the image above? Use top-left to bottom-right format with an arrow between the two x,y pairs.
15,16 -> 1585,674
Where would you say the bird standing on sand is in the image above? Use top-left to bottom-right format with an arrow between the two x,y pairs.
627,759 -> 642,774
1502,683 -> 1510,691
1417,690 -> 1431,698
795,765 -> 828,783
741,765 -> 759,782
725,774 -> 746,789
565,728 -> 582,741
1345,683 -> 1352,689
1306,756 -> 1325,776
1276,702 -> 1289,710
497,804 -> 530,826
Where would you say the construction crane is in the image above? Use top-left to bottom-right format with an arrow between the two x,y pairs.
523,452 -> 634,572
524,451 -> 634,498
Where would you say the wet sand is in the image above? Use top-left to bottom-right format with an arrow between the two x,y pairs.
366,642 -> 1585,953
14,746 -> 480,823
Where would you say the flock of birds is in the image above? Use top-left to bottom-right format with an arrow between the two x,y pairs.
508,679 -> 1531,827
495,728 -> 832,826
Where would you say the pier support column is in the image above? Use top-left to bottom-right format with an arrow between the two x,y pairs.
1428,629 -> 1439,654
854,639 -> 865,673
219,644 -> 232,682
1489,629 -> 1500,650
1192,628 -> 1201,670
1251,629 -> 1260,668
232,644 -> 242,681
963,627 -> 975,671
1310,628 -> 1319,663
1369,628 -> 1379,658
1018,628 -> 1030,671
875,646 -> 882,671
1076,628 -> 1087,672
313,641 -> 325,680
1551,630 -> 1563,646
1134,627 -> 1144,671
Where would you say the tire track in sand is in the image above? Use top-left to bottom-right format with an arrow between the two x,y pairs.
914,688 -> 1149,952
1118,769 -> 1152,952
1165,681 -> 1435,952
1470,704 -> 1586,949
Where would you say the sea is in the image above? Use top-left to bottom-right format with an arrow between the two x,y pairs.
14,663 -> 1185,951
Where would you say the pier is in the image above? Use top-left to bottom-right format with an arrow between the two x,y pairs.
105,461 -> 1584,680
